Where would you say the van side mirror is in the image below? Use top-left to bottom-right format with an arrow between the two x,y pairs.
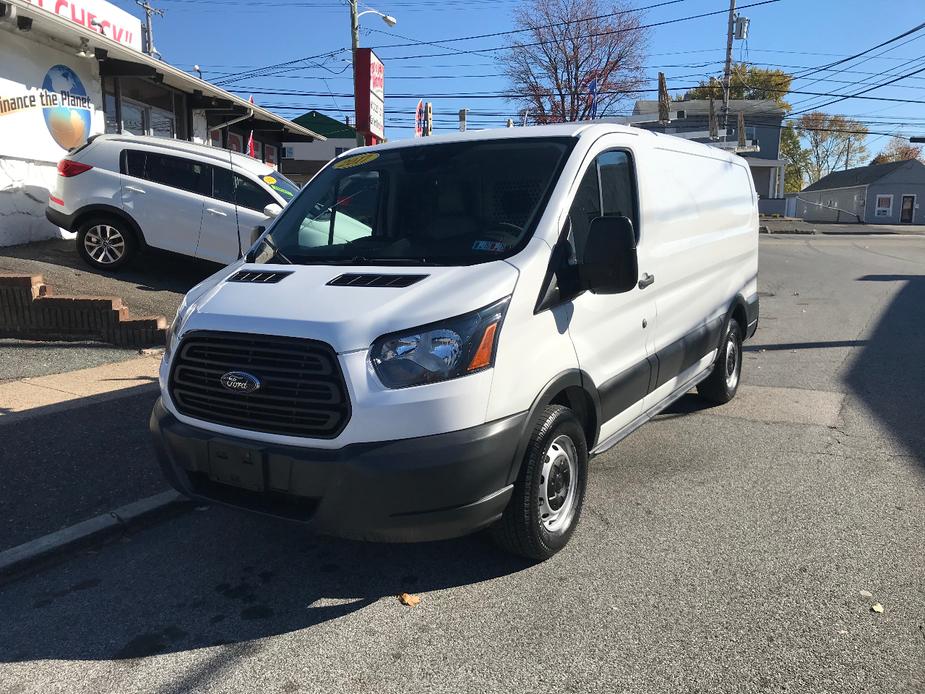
579,216 -> 638,294
263,203 -> 282,218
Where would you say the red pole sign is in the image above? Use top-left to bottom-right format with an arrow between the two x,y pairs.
354,48 -> 385,144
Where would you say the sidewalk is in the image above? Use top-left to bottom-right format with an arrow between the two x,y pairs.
761,218 -> 925,235
0,350 -> 162,418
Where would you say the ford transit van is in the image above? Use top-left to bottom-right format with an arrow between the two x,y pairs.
150,123 -> 759,560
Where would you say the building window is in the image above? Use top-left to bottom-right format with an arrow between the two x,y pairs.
227,132 -> 244,153
210,130 -> 222,148
265,144 -> 278,166
282,146 -> 294,159
875,194 -> 893,217
334,147 -> 348,156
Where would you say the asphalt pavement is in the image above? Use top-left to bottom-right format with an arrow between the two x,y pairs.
0,235 -> 923,693
0,239 -> 215,321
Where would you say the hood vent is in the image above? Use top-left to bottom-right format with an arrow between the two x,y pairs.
327,273 -> 428,288
228,270 -> 294,284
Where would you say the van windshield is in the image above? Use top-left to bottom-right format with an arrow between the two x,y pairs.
264,138 -> 573,266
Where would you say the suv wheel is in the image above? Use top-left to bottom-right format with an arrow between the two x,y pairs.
491,405 -> 588,561
76,217 -> 136,271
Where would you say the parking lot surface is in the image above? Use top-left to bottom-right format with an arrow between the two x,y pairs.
0,235 -> 922,693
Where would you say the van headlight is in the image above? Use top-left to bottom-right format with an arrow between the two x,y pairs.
370,297 -> 509,389
164,298 -> 192,362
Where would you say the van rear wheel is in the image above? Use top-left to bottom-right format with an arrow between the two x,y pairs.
697,317 -> 743,404
491,405 -> 588,561
76,216 -> 136,271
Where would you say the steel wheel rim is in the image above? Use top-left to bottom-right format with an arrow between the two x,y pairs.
84,224 -> 125,265
725,331 -> 740,390
538,434 -> 579,534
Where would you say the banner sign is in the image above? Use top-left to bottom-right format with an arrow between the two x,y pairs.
354,48 -> 384,141
24,0 -> 143,52
0,62 -> 98,159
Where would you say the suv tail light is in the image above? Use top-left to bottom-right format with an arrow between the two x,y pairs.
57,159 -> 92,177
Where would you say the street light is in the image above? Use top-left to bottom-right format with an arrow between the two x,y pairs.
349,2 -> 396,146
193,64 -> 202,80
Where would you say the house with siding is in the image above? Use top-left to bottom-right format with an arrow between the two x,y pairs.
798,159 -> 925,225
281,111 -> 357,184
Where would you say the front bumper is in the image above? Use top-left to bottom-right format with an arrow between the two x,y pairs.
150,398 -> 526,542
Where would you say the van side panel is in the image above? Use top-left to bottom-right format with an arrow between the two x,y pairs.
640,145 -> 758,399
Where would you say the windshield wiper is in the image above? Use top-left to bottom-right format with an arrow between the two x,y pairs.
290,256 -> 433,266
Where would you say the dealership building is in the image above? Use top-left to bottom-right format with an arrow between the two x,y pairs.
0,0 -> 324,246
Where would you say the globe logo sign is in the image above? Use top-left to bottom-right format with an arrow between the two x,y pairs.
42,65 -> 91,150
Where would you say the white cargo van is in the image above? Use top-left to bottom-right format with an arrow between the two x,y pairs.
150,123 -> 759,560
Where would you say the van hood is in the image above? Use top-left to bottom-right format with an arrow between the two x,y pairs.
181,261 -> 520,353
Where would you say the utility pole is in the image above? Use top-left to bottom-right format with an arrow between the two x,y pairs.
657,72 -> 670,124
135,0 -> 164,57
349,0 -> 364,147
721,0 -> 736,142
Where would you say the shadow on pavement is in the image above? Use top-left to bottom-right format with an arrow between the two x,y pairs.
0,239 -> 218,297
846,274 -> 925,467
0,388 -> 165,550
0,504 -> 530,662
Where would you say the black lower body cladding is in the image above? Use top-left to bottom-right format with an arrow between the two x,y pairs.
150,399 -> 527,542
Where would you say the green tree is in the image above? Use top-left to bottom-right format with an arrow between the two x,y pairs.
682,63 -> 793,111
780,125 -> 809,192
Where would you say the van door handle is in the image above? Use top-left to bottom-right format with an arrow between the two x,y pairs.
206,208 -> 228,217
124,185 -> 146,194
638,273 -> 655,289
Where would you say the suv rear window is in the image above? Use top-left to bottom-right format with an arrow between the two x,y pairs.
122,149 -> 209,196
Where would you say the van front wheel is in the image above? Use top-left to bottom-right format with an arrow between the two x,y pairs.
491,405 -> 588,561
697,317 -> 743,404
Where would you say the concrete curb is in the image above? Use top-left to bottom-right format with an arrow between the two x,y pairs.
0,490 -> 191,582
759,226 -> 817,235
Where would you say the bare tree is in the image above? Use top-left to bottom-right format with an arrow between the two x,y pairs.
796,112 -> 869,183
504,0 -> 648,123
870,137 -> 924,165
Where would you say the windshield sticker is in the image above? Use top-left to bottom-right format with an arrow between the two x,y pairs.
472,240 -> 507,252
333,152 -> 379,169
270,183 -> 293,198
262,175 -> 277,185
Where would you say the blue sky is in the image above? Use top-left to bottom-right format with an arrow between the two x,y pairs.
108,0 -> 925,151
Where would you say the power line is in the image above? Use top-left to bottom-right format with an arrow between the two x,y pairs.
370,0 -> 783,61
211,0 -> 780,84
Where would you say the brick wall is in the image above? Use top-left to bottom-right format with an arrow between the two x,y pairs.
0,274 -> 166,348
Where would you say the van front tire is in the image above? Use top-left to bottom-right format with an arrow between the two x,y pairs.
491,405 -> 588,562
697,317 -> 743,404
76,216 -> 137,271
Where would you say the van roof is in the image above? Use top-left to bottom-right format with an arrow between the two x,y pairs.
90,134 -> 276,175
355,123 -> 636,153
347,122 -> 742,165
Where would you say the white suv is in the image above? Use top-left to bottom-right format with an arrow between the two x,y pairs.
46,135 -> 300,270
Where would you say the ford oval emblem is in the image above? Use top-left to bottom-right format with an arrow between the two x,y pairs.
219,371 -> 261,394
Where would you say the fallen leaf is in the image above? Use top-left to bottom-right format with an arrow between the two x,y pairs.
399,592 -> 421,607
871,603 -> 883,614
859,590 -> 873,599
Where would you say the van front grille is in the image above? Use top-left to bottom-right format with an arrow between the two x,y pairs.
169,331 -> 350,438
